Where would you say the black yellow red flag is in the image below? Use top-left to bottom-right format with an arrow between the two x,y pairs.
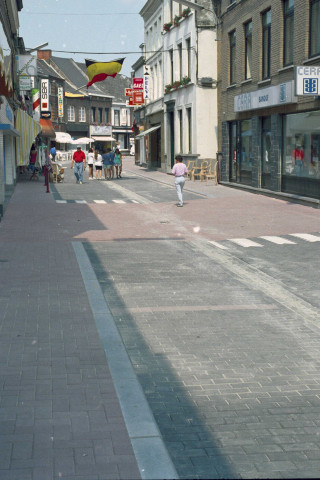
85,58 -> 125,88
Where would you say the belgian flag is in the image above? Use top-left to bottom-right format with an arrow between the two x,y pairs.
85,58 -> 125,88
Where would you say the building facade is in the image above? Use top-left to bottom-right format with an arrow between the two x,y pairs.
219,0 -> 320,201
134,0 -> 219,172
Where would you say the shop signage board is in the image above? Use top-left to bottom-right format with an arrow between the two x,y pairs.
41,79 -> 49,111
295,66 -> 320,95
234,81 -> 297,112
58,87 -> 64,117
126,97 -> 134,106
133,78 -> 143,90
133,91 -> 144,105
143,65 -> 151,100
41,111 -> 51,119
125,88 -> 133,96
19,75 -> 32,91
16,55 -> 37,76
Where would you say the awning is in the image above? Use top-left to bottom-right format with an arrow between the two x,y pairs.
16,109 -> 42,166
55,131 -> 72,143
0,124 -> 20,136
65,92 -> 85,98
136,125 -> 161,139
91,136 -> 117,142
40,119 -> 56,138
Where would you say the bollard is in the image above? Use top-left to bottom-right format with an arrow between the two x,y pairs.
44,165 -> 50,193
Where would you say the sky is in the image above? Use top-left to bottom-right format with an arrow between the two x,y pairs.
18,0 -> 146,77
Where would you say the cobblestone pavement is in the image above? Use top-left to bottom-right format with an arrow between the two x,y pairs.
1,160 -> 320,479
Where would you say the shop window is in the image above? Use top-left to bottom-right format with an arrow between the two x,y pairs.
261,117 -> 271,188
262,10 -> 271,79
229,30 -> 236,85
240,119 -> 253,185
67,105 -> 75,122
282,111 -> 320,198
79,106 -> 86,122
310,0 -> 320,57
283,0 -> 294,66
229,121 -> 238,182
244,21 -> 252,80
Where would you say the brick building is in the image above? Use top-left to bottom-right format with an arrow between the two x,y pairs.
218,0 -> 320,201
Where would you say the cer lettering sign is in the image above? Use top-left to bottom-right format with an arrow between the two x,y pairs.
295,66 -> 320,95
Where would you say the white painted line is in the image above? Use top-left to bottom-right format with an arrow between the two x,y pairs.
112,199 -> 126,204
93,200 -> 107,204
229,238 -> 263,248
75,200 -> 87,204
290,233 -> 320,242
260,236 -> 296,245
56,200 -> 67,203
208,240 -> 228,250
131,199 -> 139,204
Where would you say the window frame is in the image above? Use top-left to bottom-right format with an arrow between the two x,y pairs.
229,30 -> 236,85
262,9 -> 271,80
283,0 -> 294,66
79,106 -> 86,123
67,105 -> 75,122
244,20 -> 252,80
310,0 -> 320,58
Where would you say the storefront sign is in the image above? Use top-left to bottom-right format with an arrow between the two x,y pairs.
133,78 -> 143,90
143,65 -> 150,100
295,66 -> 320,95
125,88 -> 133,96
126,97 -> 134,106
133,91 -> 144,105
234,81 -> 297,112
41,79 -> 49,112
16,55 -> 37,76
57,87 -> 64,117
19,75 -> 32,91
90,125 -> 112,135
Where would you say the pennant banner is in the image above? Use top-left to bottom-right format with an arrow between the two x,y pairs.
86,58 -> 125,88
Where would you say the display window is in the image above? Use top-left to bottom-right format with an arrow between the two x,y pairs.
240,119 -> 253,185
282,111 -> 320,198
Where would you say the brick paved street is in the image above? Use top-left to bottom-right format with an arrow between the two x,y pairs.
0,159 -> 320,479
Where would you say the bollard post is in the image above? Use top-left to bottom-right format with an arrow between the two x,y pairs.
44,165 -> 50,193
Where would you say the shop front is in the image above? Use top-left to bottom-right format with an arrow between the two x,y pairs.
90,125 -> 116,153
222,80 -> 320,200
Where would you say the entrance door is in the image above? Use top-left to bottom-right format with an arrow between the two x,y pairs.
169,112 -> 175,167
229,122 -> 238,182
261,117 -> 271,188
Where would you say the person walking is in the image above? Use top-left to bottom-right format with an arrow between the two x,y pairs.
172,155 -> 188,207
94,150 -> 103,179
87,147 -> 94,179
114,148 -> 121,178
71,146 -> 86,184
102,148 -> 114,180
50,145 -> 57,162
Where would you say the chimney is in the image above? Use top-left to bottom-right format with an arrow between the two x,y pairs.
37,50 -> 52,60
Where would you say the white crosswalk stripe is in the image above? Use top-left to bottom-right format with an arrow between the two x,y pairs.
112,199 -> 126,204
93,200 -> 107,204
260,236 -> 296,245
208,240 -> 228,250
56,200 -> 67,203
229,238 -> 263,248
75,200 -> 87,204
289,233 -> 320,242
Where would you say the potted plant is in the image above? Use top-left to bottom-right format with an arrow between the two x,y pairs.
181,76 -> 191,86
172,80 -> 181,89
163,22 -> 172,31
165,84 -> 172,94
174,15 -> 180,26
181,7 -> 191,17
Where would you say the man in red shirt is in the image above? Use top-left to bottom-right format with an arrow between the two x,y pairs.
71,146 -> 86,184
292,144 -> 304,176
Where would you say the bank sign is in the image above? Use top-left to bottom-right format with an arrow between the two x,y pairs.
234,81 -> 296,112
295,66 -> 320,95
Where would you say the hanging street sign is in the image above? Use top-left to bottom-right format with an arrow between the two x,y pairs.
19,75 -> 32,91
125,88 -> 133,96
133,78 -> 143,90
295,66 -> 320,95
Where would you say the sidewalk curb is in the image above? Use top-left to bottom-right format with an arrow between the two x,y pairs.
72,241 -> 179,480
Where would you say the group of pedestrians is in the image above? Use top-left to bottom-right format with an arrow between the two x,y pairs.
71,145 -> 123,184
